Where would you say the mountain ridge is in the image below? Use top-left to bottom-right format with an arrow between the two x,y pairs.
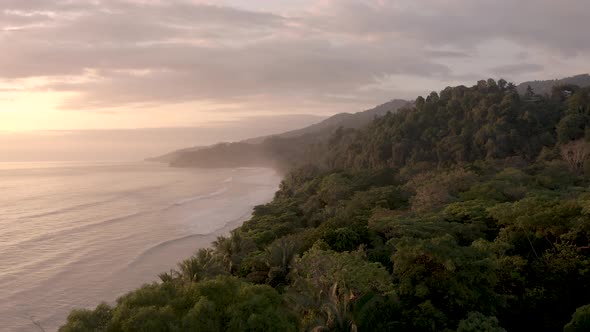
516,73 -> 590,95
150,99 -> 410,164
242,99 -> 410,144
154,74 -> 589,168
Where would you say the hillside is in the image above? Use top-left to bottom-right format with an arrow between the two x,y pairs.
161,74 -> 590,169
166,99 -> 409,169
517,73 -> 590,95
62,79 -> 590,332
243,99 -> 410,144
146,146 -> 205,163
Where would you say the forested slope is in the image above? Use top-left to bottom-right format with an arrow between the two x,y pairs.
243,99 -> 410,144
61,79 -> 590,332
517,74 -> 590,96
167,100 -> 409,170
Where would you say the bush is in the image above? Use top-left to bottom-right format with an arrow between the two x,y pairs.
564,304 -> 590,332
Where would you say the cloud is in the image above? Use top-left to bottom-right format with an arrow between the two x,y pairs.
0,0 -> 588,114
38,39 -> 452,109
304,0 -> 590,54
491,63 -> 544,76
0,11 -> 53,28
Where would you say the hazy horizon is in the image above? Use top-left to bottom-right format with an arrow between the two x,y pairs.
2,0 -> 589,162
0,113 -> 325,162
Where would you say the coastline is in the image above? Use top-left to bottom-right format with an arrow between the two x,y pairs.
62,167 -> 282,331
1,164 -> 282,332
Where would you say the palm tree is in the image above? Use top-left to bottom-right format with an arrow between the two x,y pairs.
176,248 -> 224,283
312,283 -> 358,332
158,270 -> 176,283
212,231 -> 251,273
213,235 -> 235,272
265,237 -> 298,285
177,256 -> 204,282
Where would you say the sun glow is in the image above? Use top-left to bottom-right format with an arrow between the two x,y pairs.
0,90 -> 78,132
0,88 -> 263,132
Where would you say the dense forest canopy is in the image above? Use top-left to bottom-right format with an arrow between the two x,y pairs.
61,79 -> 590,331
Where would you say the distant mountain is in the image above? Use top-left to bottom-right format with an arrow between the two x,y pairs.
517,74 -> 590,96
146,146 -> 205,163
243,99 -> 410,144
152,75 -> 590,167
151,99 -> 410,165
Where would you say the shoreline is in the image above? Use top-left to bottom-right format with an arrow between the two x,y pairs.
2,164 -> 282,332
60,167 -> 283,331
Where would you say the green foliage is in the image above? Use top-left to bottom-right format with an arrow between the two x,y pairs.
59,303 -> 113,332
62,277 -> 297,331
62,80 -> 590,332
564,304 -> 590,332
392,235 -> 504,330
289,244 -> 394,297
456,312 -> 505,332
557,114 -> 589,143
286,244 -> 394,330
172,248 -> 227,283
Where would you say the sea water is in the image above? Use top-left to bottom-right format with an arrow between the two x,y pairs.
0,162 -> 281,331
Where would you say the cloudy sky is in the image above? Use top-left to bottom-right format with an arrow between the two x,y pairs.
0,0 -> 588,159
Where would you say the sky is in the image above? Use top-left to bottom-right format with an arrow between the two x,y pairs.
0,0 -> 589,160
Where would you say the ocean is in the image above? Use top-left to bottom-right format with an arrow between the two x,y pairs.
0,162 -> 281,331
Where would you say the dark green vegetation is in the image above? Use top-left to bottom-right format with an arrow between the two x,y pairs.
62,79 -> 590,331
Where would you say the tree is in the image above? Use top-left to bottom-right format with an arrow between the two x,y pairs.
288,244 -> 393,330
524,85 -> 535,98
487,78 -> 498,91
392,235 -> 502,330
477,80 -> 488,91
456,312 -> 506,332
59,303 -> 112,332
181,298 -> 221,331
265,237 -> 299,285
560,139 -> 590,172
60,277 -> 297,331
175,248 -> 226,282
226,282 -> 298,331
213,231 -> 254,273
312,283 -> 358,332
416,96 -> 426,108
564,304 -> 590,332
557,114 -> 589,143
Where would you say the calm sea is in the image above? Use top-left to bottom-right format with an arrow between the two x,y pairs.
0,162 -> 280,331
